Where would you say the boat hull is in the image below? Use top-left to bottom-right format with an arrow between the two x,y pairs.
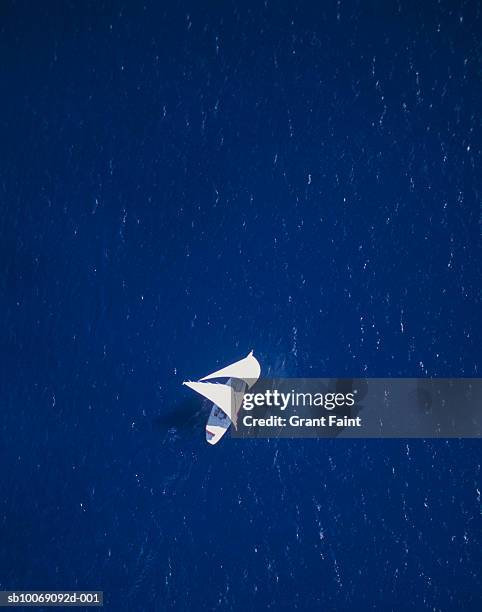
205,378 -> 247,445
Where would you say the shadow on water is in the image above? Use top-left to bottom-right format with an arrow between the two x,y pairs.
152,397 -> 208,437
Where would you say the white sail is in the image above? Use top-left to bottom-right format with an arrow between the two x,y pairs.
182,381 -> 234,420
199,350 -> 260,388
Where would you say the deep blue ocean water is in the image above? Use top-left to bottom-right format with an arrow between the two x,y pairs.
1,2 -> 481,610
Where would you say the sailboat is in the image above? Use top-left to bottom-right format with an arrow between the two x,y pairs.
183,351 -> 261,445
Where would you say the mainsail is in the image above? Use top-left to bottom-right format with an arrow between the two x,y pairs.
182,351 -> 261,445
199,350 -> 260,388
